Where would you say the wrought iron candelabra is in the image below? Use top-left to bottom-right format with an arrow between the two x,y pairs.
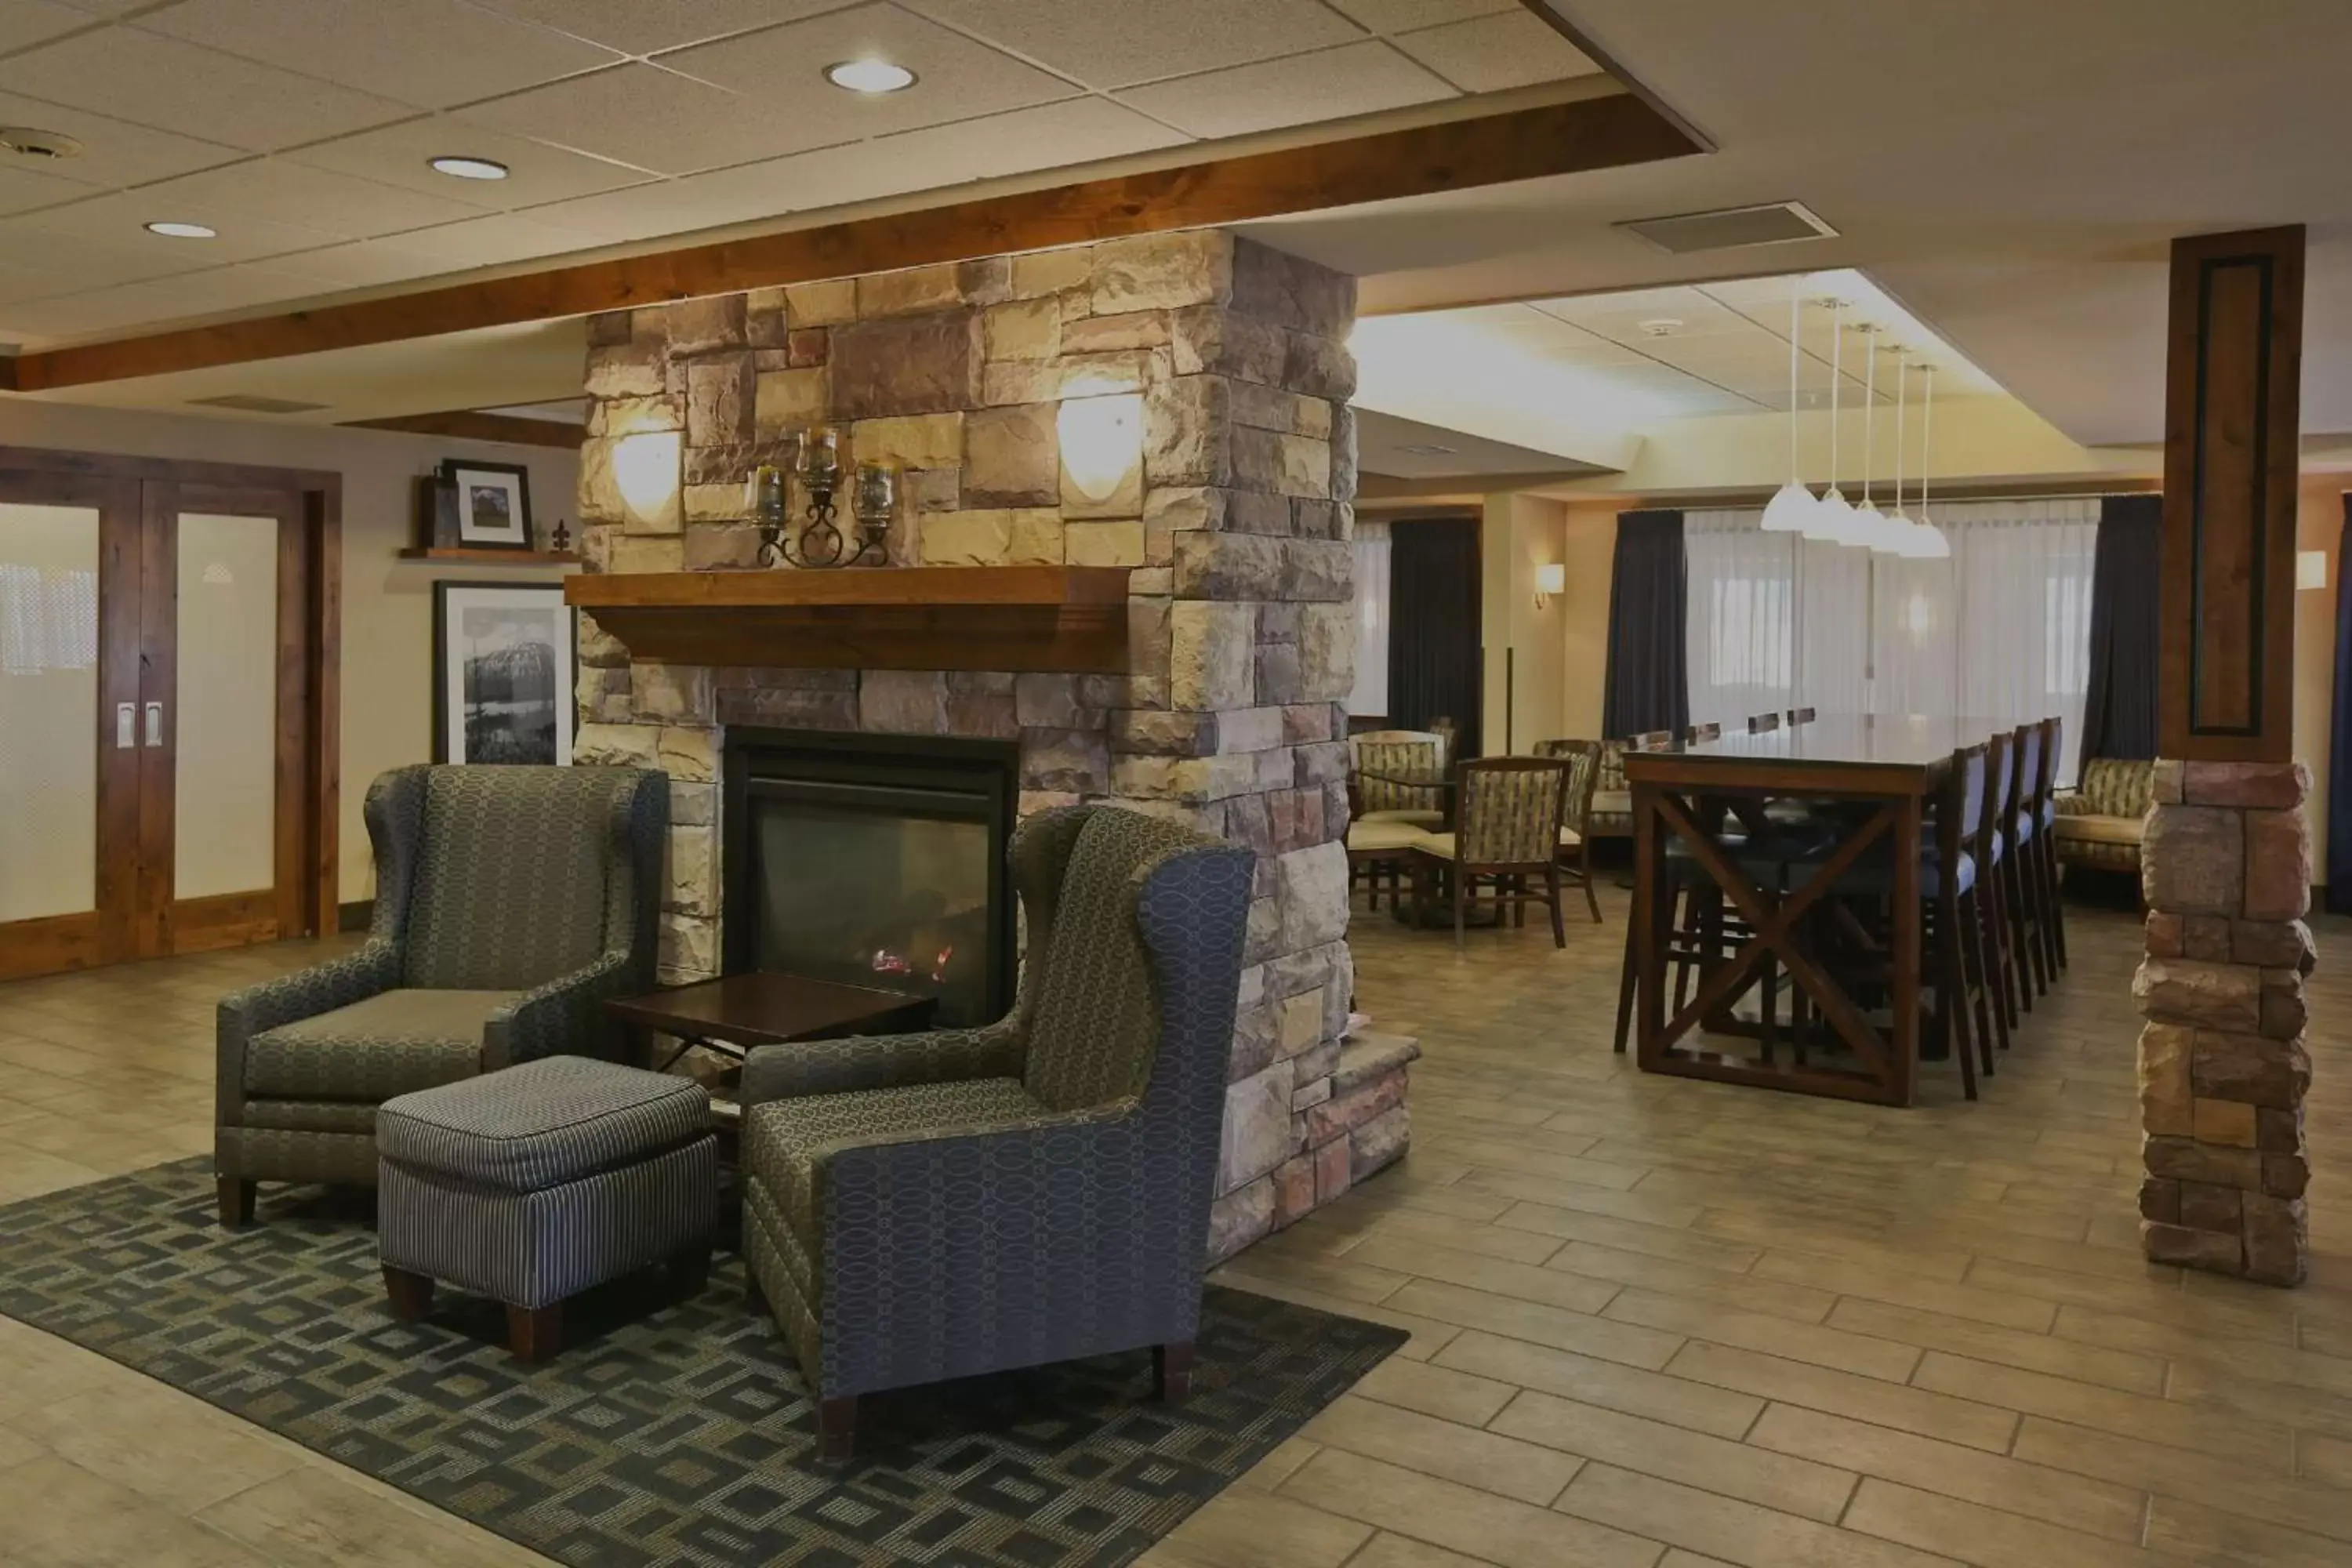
756,426 -> 895,568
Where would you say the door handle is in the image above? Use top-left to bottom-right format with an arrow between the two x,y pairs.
115,702 -> 136,749
144,701 -> 164,747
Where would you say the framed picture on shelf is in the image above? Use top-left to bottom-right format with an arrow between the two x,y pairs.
433,582 -> 575,766
439,459 -> 534,550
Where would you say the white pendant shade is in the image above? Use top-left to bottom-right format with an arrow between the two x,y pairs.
1851,497 -> 1887,553
1762,479 -> 1815,533
1806,485 -> 1857,544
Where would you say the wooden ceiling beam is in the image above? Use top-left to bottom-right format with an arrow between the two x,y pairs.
2,93 -> 1699,394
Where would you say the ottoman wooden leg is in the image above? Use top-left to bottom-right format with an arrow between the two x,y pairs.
506,1302 -> 562,1363
218,1178 -> 256,1230
383,1266 -> 435,1321
816,1396 -> 858,1464
1154,1341 -> 1195,1406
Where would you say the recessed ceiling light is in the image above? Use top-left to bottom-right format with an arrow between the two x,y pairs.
824,58 -> 916,93
430,155 -> 510,181
0,126 -> 84,162
1638,318 -> 1683,336
145,220 -> 216,239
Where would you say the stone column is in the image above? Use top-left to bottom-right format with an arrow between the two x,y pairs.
564,232 -> 1412,1266
2135,760 -> 2313,1285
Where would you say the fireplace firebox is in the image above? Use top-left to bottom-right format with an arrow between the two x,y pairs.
720,729 -> 1019,1027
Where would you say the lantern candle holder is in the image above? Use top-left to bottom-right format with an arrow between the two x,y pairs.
755,426 -> 891,568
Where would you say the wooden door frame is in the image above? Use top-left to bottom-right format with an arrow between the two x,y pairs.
0,446 -> 341,967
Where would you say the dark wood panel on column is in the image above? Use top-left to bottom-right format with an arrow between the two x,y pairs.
2158,224 -> 2304,761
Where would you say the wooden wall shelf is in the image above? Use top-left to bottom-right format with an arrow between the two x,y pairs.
564,565 -> 1132,673
397,547 -> 581,564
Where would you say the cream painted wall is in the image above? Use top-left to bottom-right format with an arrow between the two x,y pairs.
1479,492 -> 1569,753
1559,500 -> 1617,741
0,399 -> 579,903
2296,475 -> 2346,872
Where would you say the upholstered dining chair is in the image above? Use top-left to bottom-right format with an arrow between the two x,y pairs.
1534,739 -> 1605,924
1349,731 -> 1446,828
214,765 -> 666,1227
1408,757 -> 1571,949
736,806 -> 1251,1463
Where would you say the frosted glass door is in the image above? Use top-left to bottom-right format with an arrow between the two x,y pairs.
172,513 -> 281,900
0,503 -> 100,923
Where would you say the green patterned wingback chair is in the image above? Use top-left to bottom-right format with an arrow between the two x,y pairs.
735,805 -> 1253,1463
2053,756 -> 2157,875
1352,737 -> 1445,826
214,765 -> 667,1226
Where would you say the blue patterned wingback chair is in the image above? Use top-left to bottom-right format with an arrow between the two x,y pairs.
214,764 -> 666,1227
736,804 -> 1254,1462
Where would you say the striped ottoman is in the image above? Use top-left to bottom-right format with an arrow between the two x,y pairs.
376,1055 -> 717,1363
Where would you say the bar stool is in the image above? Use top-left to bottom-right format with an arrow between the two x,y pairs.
1980,729 -> 2027,1036
1683,722 -> 1722,743
2027,715 -> 2067,974
2003,722 -> 2052,1006
1787,707 -> 1817,725
1748,713 -> 1782,734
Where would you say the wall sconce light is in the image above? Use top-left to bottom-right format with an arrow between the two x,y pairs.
2297,550 -> 2328,591
1534,561 -> 1566,608
1058,390 -> 1142,514
611,430 -> 681,530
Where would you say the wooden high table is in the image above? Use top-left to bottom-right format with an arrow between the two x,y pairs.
1625,715 -> 2017,1107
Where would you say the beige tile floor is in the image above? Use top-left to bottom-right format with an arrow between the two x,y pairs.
1,891 -> 2348,1566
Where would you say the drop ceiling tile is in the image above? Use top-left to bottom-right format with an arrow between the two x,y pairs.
285,118 -> 656,206
8,189 -> 345,263
126,160 -> 499,241
470,0 -> 860,56
453,62 -> 839,176
0,259 -> 79,307
903,0 -> 1363,89
1324,0 -> 1515,34
0,29 -> 414,151
660,4 -> 1077,138
0,91 -> 247,187
1117,40 -> 1454,140
0,262 -> 334,340
1390,9 -> 1599,93
137,0 -> 622,110
0,160 -> 92,216
0,0 -> 95,56
262,240 -> 466,290
316,210 -> 616,274
0,223 -> 209,288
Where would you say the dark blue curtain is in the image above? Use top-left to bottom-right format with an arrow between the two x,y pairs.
2327,495 -> 2352,912
1601,509 -> 1688,739
1387,516 -> 1484,760
2080,493 -> 2163,761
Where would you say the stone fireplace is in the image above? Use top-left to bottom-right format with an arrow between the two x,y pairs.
568,230 -> 1410,1260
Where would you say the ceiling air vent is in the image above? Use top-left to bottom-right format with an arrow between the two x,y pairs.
1616,201 -> 1836,255
188,394 -> 331,414
0,127 -> 85,162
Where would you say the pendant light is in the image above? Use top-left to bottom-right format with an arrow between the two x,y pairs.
1882,345 -> 1917,554
1804,297 -> 1858,544
1760,272 -> 1815,534
1849,322 -> 1889,552
1911,363 -> 1950,558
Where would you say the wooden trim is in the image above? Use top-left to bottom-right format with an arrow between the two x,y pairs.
169,890 -> 282,955
567,564 -> 1131,609
5,95 -> 1700,391
0,912 -> 104,982
344,411 -> 583,448
2158,225 -> 2305,761
310,482 -> 342,938
0,445 -> 341,491
134,478 -> 175,959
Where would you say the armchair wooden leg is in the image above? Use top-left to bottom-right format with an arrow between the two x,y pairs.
383,1265 -> 435,1322
1154,1341 -> 1196,1406
506,1301 -> 561,1363
217,1177 -> 256,1230
816,1396 -> 858,1463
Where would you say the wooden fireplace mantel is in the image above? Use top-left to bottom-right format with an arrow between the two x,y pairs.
564,565 -> 1133,673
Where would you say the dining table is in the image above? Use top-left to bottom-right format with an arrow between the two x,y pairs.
1623,713 -> 2024,1107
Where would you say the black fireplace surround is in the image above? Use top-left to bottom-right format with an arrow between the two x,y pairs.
721,728 -> 1020,1027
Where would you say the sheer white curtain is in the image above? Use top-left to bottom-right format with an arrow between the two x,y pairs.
1684,508 -> 1793,728
1348,517 -> 1391,718
1682,499 -> 2098,777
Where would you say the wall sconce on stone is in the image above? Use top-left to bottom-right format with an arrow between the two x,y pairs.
612,430 -> 681,532
1534,561 -> 1566,609
1058,390 -> 1143,519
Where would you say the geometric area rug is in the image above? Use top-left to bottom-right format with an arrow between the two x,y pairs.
0,1158 -> 1405,1568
